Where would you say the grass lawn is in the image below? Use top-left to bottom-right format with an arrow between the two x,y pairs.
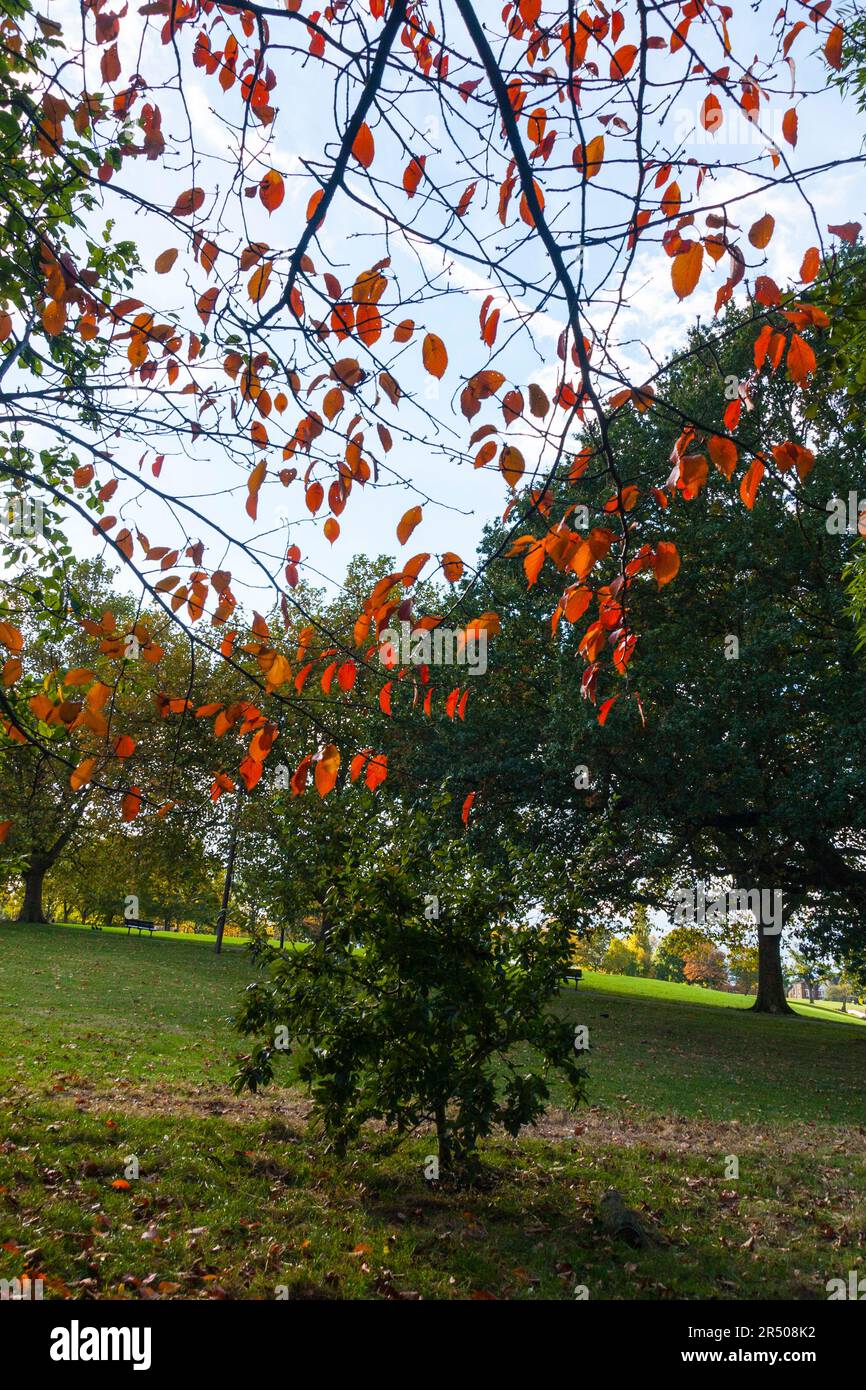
1,920 -> 864,1300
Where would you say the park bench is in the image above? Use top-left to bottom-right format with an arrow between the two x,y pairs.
124,918 -> 156,937
561,966 -> 582,989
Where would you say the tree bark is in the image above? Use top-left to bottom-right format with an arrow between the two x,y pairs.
434,1103 -> 451,1176
17,862 -> 49,923
751,926 -> 794,1015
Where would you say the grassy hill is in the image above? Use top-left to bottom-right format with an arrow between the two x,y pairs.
1,920 -> 864,1301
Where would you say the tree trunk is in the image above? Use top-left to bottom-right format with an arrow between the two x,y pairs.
434,1103 -> 451,1176
17,863 -> 49,924
751,926 -> 794,1015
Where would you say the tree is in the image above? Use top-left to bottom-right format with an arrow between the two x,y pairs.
786,946 -> 832,1004
602,936 -> 645,978
234,797 -> 586,1179
728,944 -> 760,997
653,928 -> 711,984
435,301 -> 866,1014
1,0 -> 863,840
683,943 -> 728,991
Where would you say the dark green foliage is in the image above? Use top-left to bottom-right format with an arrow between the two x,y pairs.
234,797 -> 587,1178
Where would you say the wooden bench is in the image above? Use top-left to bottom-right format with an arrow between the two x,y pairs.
562,966 -> 582,989
124,918 -> 156,937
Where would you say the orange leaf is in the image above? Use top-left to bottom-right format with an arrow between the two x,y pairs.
800,246 -> 820,283
171,187 -> 205,218
71,757 -> 97,791
610,45 -> 637,79
352,122 -> 374,168
671,242 -> 703,299
397,505 -> 423,545
422,333 -> 447,378
573,134 -> 604,180
154,248 -> 178,274
314,743 -> 340,797
786,333 -> 816,387
708,436 -> 738,480
402,155 -> 426,196
121,787 -> 142,822
739,457 -> 765,509
442,552 -> 464,582
260,169 -> 285,213
2,657 -> 22,686
461,791 -> 476,826
42,299 -> 66,336
652,541 -> 680,587
748,213 -> 775,249
782,108 -> 798,147
500,445 -> 525,489
248,262 -> 272,304
825,23 -> 843,70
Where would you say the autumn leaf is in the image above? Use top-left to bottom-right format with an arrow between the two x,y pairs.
786,333 -> 816,387
442,552 -> 464,582
101,42 -> 121,83
171,187 -> 205,218
196,287 -> 219,325
154,248 -> 178,274
827,222 -> 862,244
671,242 -> 703,299
782,108 -> 798,147
825,24 -> 843,70
708,435 -> 738,480
500,445 -> 525,489
122,787 -> 142,821
365,753 -> 387,791
248,262 -> 272,303
0,622 -> 23,653
461,791 -> 476,826
403,155 -> 426,196
260,169 -> 285,213
352,122 -> 374,168
610,44 -> 637,79
315,743 -> 340,796
422,333 -> 447,378
739,457 -> 765,509
2,657 -> 22,686
748,213 -> 775,249
397,505 -> 423,545
71,757 -> 97,791
700,94 -> 723,132
573,134 -> 605,180
661,181 -> 681,219
652,541 -> 680,587
42,299 -> 66,336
